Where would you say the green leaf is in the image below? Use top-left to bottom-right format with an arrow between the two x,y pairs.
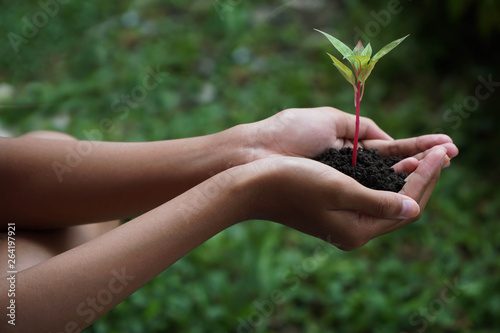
315,29 -> 353,59
326,52 -> 356,87
347,55 -> 370,72
361,43 -> 372,58
353,40 -> 364,55
358,61 -> 378,101
371,34 -> 409,63
358,61 -> 377,84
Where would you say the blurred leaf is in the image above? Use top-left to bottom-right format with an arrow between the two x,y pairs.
353,40 -> 364,55
359,61 -> 377,84
315,29 -> 353,59
347,55 -> 370,72
326,52 -> 356,87
371,35 -> 409,63
361,43 -> 373,58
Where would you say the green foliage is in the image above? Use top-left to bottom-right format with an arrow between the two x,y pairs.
1,1 -> 499,332
316,29 -> 408,91
316,29 -> 407,165
359,61 -> 377,86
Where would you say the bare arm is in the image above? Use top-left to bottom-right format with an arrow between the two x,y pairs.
0,167 -> 250,332
0,107 -> 457,229
0,144 -> 449,332
0,107 -> 458,332
0,125 -> 253,227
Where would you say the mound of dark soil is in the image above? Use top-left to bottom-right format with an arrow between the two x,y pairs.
315,147 -> 407,192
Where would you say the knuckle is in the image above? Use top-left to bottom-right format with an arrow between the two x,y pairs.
373,195 -> 393,218
387,140 -> 399,157
361,115 -> 375,124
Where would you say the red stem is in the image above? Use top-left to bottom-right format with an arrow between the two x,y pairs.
352,81 -> 362,166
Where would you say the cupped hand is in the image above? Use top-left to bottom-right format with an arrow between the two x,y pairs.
246,107 -> 458,170
240,145 -> 448,251
248,107 -> 391,159
363,134 -> 458,173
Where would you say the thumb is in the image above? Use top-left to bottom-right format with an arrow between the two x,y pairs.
344,188 -> 420,219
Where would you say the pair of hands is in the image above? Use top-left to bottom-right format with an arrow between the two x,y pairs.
229,107 -> 458,250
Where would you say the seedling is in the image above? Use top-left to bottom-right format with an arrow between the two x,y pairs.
315,29 -> 408,166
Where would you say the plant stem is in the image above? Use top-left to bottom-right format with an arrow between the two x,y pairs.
352,81 -> 362,166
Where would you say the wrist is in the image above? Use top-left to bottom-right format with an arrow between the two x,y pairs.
199,164 -> 261,228
217,123 -> 270,168
225,157 -> 287,223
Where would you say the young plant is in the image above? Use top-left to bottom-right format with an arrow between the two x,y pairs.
315,29 -> 409,166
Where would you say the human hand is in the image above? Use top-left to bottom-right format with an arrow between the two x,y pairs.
237,145 -> 449,250
362,134 -> 459,173
245,107 -> 458,167
246,106 -> 390,160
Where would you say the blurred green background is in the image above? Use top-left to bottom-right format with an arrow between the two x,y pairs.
1,0 -> 499,332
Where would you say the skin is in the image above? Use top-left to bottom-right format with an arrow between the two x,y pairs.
0,107 -> 458,332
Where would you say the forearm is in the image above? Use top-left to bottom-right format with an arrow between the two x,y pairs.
0,125 -> 255,227
0,168 -> 250,332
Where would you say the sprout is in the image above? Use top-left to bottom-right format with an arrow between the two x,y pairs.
315,29 -> 409,166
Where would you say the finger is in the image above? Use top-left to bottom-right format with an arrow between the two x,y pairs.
339,113 -> 394,141
442,142 -> 459,159
335,181 -> 420,220
359,116 -> 394,140
376,164 -> 441,237
362,134 -> 454,158
412,143 -> 458,161
392,157 -> 419,174
401,147 -> 445,211
374,146 -> 446,236
332,190 -> 420,245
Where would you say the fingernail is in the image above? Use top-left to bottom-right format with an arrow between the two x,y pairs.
399,199 -> 420,219
441,155 -> 451,168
